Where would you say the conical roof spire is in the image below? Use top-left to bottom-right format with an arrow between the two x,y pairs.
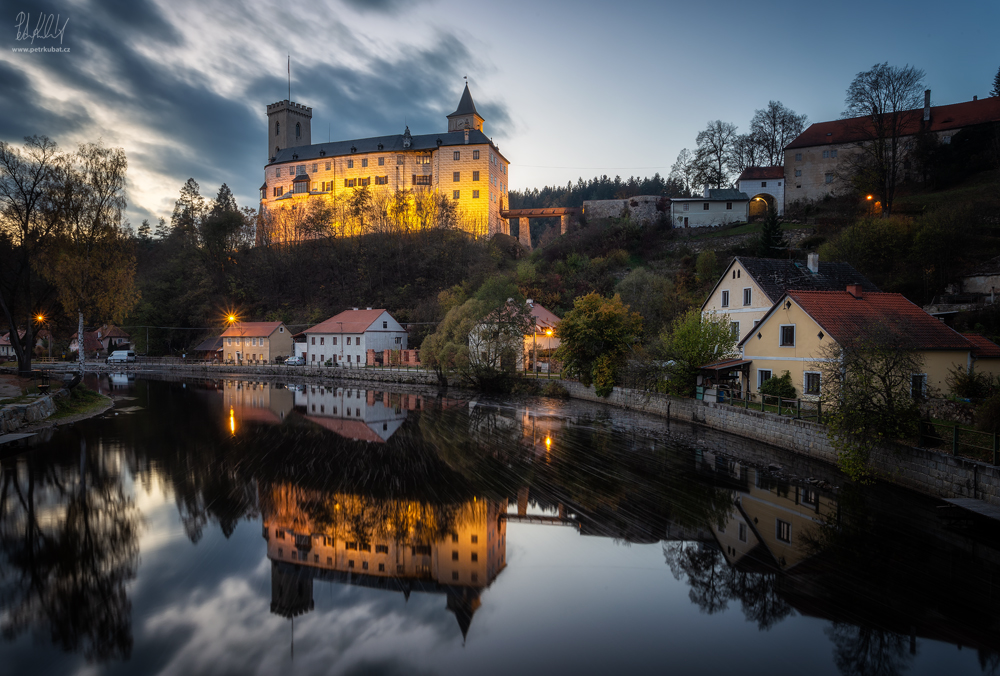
450,83 -> 479,117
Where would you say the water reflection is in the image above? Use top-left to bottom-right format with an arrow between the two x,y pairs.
2,376 -> 1000,674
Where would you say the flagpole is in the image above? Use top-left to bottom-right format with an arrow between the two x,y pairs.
287,55 -> 290,101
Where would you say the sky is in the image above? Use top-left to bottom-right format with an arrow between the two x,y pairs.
2,0 -> 998,226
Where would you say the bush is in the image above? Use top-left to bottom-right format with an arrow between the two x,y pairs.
760,371 -> 796,399
947,364 -> 997,399
541,382 -> 570,398
977,394 -> 1000,434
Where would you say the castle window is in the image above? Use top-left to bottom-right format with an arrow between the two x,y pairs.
275,146 -> 279,155
795,153 -> 802,161
311,163 -> 318,173
453,151 -> 460,160
413,174 -> 432,185
295,122 -> 300,138
362,158 -> 368,168
275,122 -> 279,135
344,179 -> 356,187
275,167 -> 281,177
378,157 -> 384,166
473,171 -> 480,181
397,156 -> 404,165
795,169 -> 802,177
293,182 -> 307,193
473,150 -> 480,159
761,181 -> 767,187
453,190 -> 460,199
296,165 -> 305,175
416,155 -> 431,165
360,177 -> 370,186
453,172 -> 460,182
326,161 -> 331,170
375,176 -> 388,185
473,190 -> 479,198
347,159 -> 354,169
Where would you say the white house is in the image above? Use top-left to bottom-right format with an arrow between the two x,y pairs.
293,384 -> 409,442
304,308 -> 407,366
670,188 -> 750,228
736,167 -> 785,217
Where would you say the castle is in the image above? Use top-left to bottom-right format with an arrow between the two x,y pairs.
259,85 -> 510,241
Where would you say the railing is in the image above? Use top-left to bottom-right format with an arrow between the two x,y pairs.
920,420 -> 1000,465
723,391 -> 823,422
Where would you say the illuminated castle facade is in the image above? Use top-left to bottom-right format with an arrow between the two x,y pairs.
259,85 -> 510,241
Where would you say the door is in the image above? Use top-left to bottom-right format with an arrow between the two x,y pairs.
684,217 -> 689,227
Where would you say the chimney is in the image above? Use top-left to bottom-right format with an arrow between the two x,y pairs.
807,252 -> 819,274
847,284 -> 863,299
703,185 -> 711,199
923,89 -> 931,122
974,95 -> 978,101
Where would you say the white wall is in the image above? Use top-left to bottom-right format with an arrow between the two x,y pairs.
737,178 -> 785,216
671,200 -> 748,227
304,311 -> 407,365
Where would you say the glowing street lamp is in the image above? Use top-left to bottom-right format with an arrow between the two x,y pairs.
35,313 -> 52,360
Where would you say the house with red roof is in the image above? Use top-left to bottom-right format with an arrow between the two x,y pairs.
736,166 -> 785,217
963,333 -> 1000,379
220,321 -> 292,363
738,284 -> 989,399
784,91 -> 1000,204
303,309 -> 407,366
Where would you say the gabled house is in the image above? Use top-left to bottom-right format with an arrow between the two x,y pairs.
69,330 -> 103,356
964,333 -> 1000,378
304,309 -> 407,366
670,188 -> 749,228
736,167 -> 785,217
193,336 -> 224,361
701,254 -> 879,342
221,321 -> 292,363
738,285 -> 975,398
97,324 -> 130,351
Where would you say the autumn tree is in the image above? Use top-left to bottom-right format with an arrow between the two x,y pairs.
0,136 -> 62,374
555,292 -> 643,397
749,101 -> 808,167
37,142 -> 139,373
842,63 -> 926,216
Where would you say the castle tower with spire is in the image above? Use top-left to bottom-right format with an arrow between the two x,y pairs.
447,84 -> 485,133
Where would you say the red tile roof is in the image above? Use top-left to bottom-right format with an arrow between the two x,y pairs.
785,290 -> 971,350
303,416 -> 386,443
220,321 -> 285,338
738,166 -> 785,181
70,331 -> 103,352
963,334 -> 1000,358
529,302 -> 560,332
98,324 -> 130,339
306,309 -> 389,335
786,96 -> 1000,150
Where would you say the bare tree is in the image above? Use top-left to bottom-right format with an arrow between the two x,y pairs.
694,120 -> 738,189
750,101 -> 808,167
727,133 -> 768,177
842,63 -> 926,216
0,136 -> 62,374
669,148 -> 697,196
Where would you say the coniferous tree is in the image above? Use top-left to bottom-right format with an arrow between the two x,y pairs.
992,66 -> 1000,98
756,206 -> 788,257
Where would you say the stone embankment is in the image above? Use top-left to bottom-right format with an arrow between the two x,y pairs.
563,381 -> 1000,508
1,395 -> 57,433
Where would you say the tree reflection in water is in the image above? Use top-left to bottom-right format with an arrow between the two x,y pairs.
826,624 -> 913,676
0,434 -> 141,662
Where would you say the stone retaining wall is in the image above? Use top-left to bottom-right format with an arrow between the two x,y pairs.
563,381 -> 1000,506
1,395 -> 57,433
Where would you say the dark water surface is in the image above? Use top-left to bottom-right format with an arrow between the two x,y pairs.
1,374 -> 999,676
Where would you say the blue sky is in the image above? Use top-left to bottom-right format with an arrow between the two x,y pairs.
2,0 -> 997,225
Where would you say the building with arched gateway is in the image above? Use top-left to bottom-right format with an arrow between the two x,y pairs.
736,166 -> 785,218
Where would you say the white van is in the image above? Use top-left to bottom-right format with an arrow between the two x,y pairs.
107,350 -> 136,364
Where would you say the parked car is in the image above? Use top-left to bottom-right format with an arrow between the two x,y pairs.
107,350 -> 136,364
284,356 -> 305,366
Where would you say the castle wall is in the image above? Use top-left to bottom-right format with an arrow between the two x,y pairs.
583,196 -> 661,224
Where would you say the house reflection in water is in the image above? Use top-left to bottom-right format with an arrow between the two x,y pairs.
293,386 -> 423,442
223,380 -> 294,428
261,482 -> 507,639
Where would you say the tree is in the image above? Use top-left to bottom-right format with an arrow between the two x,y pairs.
695,251 -> 719,285
659,309 -> 737,396
813,321 -> 923,482
170,178 -> 206,239
842,63 -> 926,216
750,101 -> 808,167
555,292 -> 643,397
755,206 -> 788,257
727,133 -> 767,177
0,136 -> 62,374
137,219 -> 152,241
992,65 -> 1000,98
669,148 -> 697,196
694,120 -> 739,189
37,142 -> 140,373
614,268 -> 683,338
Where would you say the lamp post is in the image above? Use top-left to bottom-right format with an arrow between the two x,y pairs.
35,313 -> 51,361
226,314 -> 244,365
545,328 -> 553,375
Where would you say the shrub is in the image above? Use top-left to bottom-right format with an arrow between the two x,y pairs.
977,394 -> 1000,434
541,382 -> 570,398
760,371 -> 796,399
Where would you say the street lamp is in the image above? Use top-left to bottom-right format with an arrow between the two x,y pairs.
35,313 -> 51,360
225,312 -> 244,365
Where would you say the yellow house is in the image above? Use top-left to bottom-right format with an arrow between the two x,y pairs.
701,254 -> 878,342
740,286 -> 975,399
221,321 -> 292,363
964,334 -> 1000,379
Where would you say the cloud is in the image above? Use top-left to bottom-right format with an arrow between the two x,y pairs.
340,0 -> 436,13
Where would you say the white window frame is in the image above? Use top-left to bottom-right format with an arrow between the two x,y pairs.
911,373 -> 928,399
803,371 -> 821,396
776,519 -> 792,543
743,288 -> 752,306
758,369 -> 772,388
779,324 -> 796,347
721,290 -> 730,308
731,321 -> 740,339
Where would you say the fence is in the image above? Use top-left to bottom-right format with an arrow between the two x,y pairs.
723,391 -> 823,422
920,420 -> 1000,465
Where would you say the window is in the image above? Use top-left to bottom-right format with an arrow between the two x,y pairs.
471,552 -> 478,562
825,173 -> 834,184
794,169 -> 802,177
758,369 -> 772,388
332,337 -> 337,345
376,176 -> 388,185
822,150 -> 830,159
776,520 -> 791,543
795,153 -> 802,161
379,563 -> 385,572
761,181 -> 767,187
452,533 -> 459,543
396,155 -> 404,165
721,290 -> 730,307
394,336 -> 402,344
275,122 -> 280,135
359,177 -> 370,186
346,337 -> 351,345
376,544 -> 388,554
942,135 -> 952,145
348,560 -> 354,568
743,288 -> 751,306
416,155 -> 431,165
911,374 -> 927,399
272,187 -> 283,197
780,325 -> 795,347
413,174 -> 432,185
344,178 -> 356,187
452,551 -> 459,561
383,321 -> 388,328
452,571 -> 459,581
801,488 -> 818,506
471,535 -> 478,544
703,203 -> 709,210
778,182 -> 782,186
362,158 -> 368,168
831,150 -> 838,158
346,542 -> 358,550
325,161 -> 331,170
472,190 -> 480,198
311,163 -> 317,173
275,167 -> 281,177
473,150 -> 480,159
295,122 -> 300,138
347,159 -> 354,169
804,372 -> 821,395
683,203 -> 689,212
453,171 -> 460,182
378,157 -> 384,166
731,321 -> 740,339
453,190 -> 460,199
453,151 -> 461,160
320,337 -> 324,345
472,170 -> 480,181
738,523 -> 747,542
297,164 -> 305,175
